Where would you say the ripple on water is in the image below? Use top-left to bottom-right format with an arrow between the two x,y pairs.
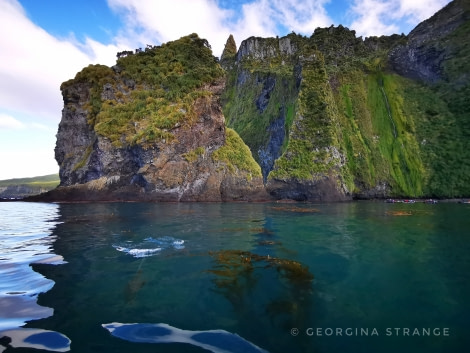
0,202 -> 69,348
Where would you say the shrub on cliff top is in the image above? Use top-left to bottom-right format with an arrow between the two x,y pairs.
117,33 -> 223,96
80,34 -> 225,147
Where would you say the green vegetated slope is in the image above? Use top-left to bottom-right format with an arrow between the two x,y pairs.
268,47 -> 346,182
422,1 -> 470,197
316,27 -> 428,197
61,34 -> 223,147
0,174 -> 60,188
222,7 -> 470,198
61,33 -> 259,176
221,36 -> 299,181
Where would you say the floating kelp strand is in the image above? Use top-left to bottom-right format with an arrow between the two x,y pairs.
207,250 -> 314,284
386,210 -> 412,216
270,206 -> 320,213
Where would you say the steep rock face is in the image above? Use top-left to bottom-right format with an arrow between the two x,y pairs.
224,35 -> 351,201
222,2 -> 470,199
0,185 -> 50,199
389,0 -> 469,83
49,35 -> 267,202
266,52 -> 351,202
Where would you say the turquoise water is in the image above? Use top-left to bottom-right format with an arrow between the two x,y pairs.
0,201 -> 469,352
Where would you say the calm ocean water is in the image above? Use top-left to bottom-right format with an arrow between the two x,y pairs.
0,201 -> 469,352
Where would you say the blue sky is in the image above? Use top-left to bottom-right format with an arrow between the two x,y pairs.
0,0 -> 451,179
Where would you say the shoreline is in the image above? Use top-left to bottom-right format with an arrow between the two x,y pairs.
2,196 -> 470,204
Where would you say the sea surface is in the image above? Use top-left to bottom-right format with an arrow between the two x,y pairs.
0,201 -> 469,352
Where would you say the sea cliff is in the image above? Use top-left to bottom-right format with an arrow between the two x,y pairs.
40,0 -> 469,202
45,34 -> 266,202
222,0 -> 469,200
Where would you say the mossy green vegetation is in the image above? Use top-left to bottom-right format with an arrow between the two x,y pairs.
221,35 -> 301,179
335,70 -> 426,196
220,34 -> 237,64
64,34 -> 224,148
331,51 -> 469,197
183,146 -> 205,163
268,51 -> 345,181
72,143 -> 94,171
222,69 -> 298,163
61,64 -> 115,125
402,80 -> 470,197
212,128 -> 262,177
223,19 -> 470,197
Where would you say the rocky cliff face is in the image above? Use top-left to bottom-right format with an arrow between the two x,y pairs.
222,0 -> 470,200
389,0 -> 469,83
47,34 -> 267,202
45,1 -> 469,202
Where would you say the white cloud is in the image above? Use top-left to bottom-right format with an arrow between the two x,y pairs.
269,0 -> 333,34
0,0 -> 121,179
0,116 -> 58,179
348,0 -> 451,37
0,113 -> 25,129
0,146 -> 58,179
0,0 -> 119,122
106,0 -> 335,57
0,112 -> 57,131
30,122 -> 55,131
348,0 -> 399,37
108,0 -> 235,57
234,0 -> 278,41
397,0 -> 451,25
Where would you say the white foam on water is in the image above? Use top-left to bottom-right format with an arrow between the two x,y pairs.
144,236 -> 185,249
113,236 -> 185,258
112,245 -> 162,258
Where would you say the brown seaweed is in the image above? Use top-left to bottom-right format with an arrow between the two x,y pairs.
208,250 -> 313,284
386,210 -> 412,216
270,206 -> 320,213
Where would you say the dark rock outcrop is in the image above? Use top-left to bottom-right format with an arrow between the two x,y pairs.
46,36 -> 268,202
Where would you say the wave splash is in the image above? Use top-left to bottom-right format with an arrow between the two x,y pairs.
113,236 -> 185,258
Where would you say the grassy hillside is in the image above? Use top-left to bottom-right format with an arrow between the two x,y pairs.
0,174 -> 60,189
